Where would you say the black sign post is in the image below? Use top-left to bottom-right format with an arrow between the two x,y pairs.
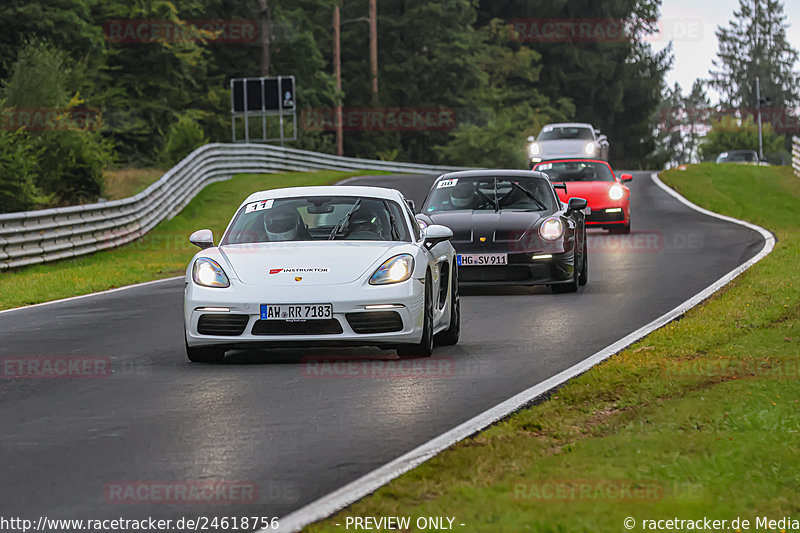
230,75 -> 296,145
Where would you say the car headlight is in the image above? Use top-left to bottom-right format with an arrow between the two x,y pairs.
193,258 -> 230,288
370,254 -> 414,285
529,143 -> 541,156
539,217 -> 564,241
584,142 -> 596,155
608,184 -> 624,201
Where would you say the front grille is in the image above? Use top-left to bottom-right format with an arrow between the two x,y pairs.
251,319 -> 343,335
459,265 -> 533,282
588,209 -> 625,223
197,314 -> 249,336
346,312 -> 404,334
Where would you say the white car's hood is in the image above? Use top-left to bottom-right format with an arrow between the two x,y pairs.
219,241 -> 398,286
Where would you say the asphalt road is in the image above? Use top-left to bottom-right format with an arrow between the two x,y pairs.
0,172 -> 764,525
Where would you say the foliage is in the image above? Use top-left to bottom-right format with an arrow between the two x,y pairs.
0,129 -> 44,212
159,111 -> 209,165
700,115 -> 784,161
1,40 -> 113,209
710,0 -> 800,111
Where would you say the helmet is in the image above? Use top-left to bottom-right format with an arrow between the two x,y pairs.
347,205 -> 383,236
450,182 -> 474,209
263,207 -> 299,241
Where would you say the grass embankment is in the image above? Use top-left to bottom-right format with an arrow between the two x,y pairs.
104,167 -> 167,200
0,170 -> 377,310
308,163 -> 800,532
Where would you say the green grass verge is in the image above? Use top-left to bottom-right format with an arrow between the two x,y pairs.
306,163 -> 800,532
0,170 -> 385,311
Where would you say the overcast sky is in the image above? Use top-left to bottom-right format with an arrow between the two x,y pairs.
655,0 -> 800,99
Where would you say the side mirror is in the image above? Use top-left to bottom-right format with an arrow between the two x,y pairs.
566,197 -> 588,214
189,229 -> 214,249
405,198 -> 416,213
598,134 -> 608,143
423,224 -> 453,249
620,173 -> 633,182
526,135 -> 535,143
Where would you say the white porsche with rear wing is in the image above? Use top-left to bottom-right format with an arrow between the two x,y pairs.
183,185 -> 460,362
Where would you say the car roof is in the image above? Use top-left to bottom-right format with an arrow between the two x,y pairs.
242,185 -> 404,205
535,158 -> 613,167
437,169 -> 551,181
541,122 -> 595,129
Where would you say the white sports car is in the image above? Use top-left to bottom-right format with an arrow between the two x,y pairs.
183,185 -> 460,362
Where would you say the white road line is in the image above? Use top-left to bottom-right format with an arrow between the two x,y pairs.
0,276 -> 183,316
269,172 -> 776,533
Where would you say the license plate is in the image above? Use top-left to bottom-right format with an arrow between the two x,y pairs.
260,304 -> 333,320
457,253 -> 508,266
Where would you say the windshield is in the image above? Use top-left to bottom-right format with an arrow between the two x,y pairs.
538,126 -> 594,141
535,161 -> 615,182
222,196 -> 410,244
424,177 -> 555,213
717,151 -> 757,163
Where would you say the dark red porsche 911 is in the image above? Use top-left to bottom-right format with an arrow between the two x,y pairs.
532,159 -> 632,234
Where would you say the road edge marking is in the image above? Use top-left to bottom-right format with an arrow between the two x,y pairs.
270,172 -> 776,533
0,276 -> 183,316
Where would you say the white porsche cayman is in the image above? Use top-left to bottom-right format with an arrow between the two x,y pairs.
183,185 -> 460,362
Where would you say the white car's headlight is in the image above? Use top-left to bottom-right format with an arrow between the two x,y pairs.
608,184 -> 624,201
539,217 -> 564,241
529,143 -> 541,156
370,254 -> 414,285
193,258 -> 230,288
584,142 -> 596,155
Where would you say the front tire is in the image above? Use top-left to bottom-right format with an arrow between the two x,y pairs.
552,253 -> 580,294
397,272 -> 434,358
436,265 -> 460,346
185,334 -> 225,363
578,235 -> 588,286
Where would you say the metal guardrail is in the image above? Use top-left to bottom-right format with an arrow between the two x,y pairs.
793,136 -> 800,177
0,143 -> 468,270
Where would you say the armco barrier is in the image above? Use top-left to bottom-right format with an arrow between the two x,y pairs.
793,136 -> 800,177
0,143 -> 469,270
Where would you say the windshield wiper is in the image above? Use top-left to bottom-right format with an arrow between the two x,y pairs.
508,182 -> 547,210
329,198 -> 361,240
383,200 -> 401,240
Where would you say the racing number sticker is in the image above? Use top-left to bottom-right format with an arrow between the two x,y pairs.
437,179 -> 458,189
245,199 -> 274,214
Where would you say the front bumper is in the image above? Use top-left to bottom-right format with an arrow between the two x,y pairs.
586,202 -> 629,228
184,279 -> 426,349
457,251 -> 577,286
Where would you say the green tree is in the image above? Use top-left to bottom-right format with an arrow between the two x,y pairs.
700,115 -> 784,161
0,129 -> 44,212
710,0 -> 799,112
434,19 -> 571,168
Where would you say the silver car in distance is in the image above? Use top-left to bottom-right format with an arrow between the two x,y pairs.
183,185 -> 460,362
527,122 -> 610,167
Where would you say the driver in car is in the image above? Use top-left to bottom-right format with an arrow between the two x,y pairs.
345,205 -> 385,239
263,207 -> 310,241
